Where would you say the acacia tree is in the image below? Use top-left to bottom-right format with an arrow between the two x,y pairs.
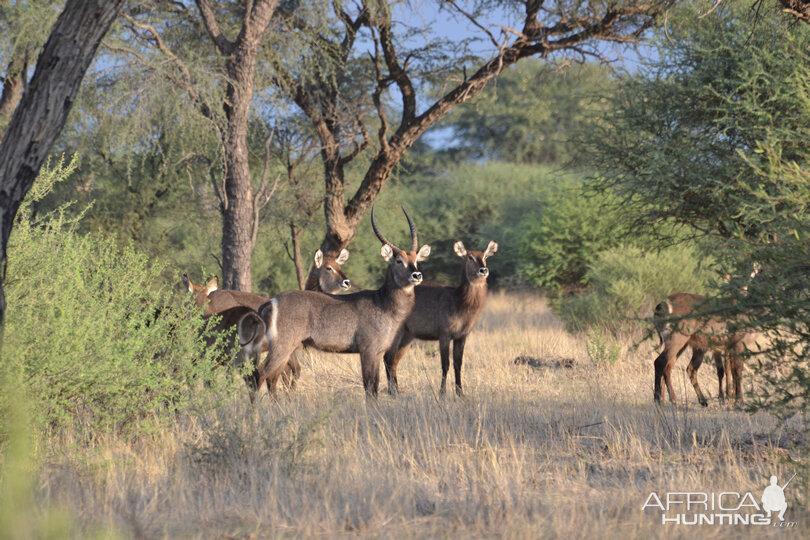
0,2 -> 63,127
271,0 -> 670,285
583,3 -> 810,414
0,0 -> 127,338
583,3 -> 810,243
109,0 -> 281,291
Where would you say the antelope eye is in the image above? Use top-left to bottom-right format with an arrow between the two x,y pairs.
327,266 -> 334,272
469,255 -> 475,261
397,257 -> 406,266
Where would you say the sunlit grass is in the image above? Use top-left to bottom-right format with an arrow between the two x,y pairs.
33,292 -> 808,537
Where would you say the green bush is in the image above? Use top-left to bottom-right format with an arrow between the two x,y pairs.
2,158 -> 235,437
585,328 -> 621,366
517,184 -> 631,293
364,161 -> 582,288
555,244 -> 717,333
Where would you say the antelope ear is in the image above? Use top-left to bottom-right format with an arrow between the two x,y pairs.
380,244 -> 394,262
182,273 -> 193,293
314,249 -> 324,268
336,248 -> 350,265
483,240 -> 498,260
417,244 -> 431,262
206,276 -> 219,294
453,241 -> 467,258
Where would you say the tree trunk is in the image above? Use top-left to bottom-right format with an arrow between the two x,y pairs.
196,0 -> 279,292
310,145 -> 405,277
296,0 -> 664,285
0,0 -> 126,345
290,222 -> 306,291
219,113 -> 256,291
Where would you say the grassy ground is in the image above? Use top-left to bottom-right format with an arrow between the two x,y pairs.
36,293 -> 807,538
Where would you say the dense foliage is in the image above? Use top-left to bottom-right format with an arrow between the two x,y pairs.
1,159 -> 235,436
555,244 -> 718,333
584,3 -> 810,246
444,60 -> 614,165
389,161 -> 581,288
583,3 -> 810,415
516,184 -> 630,293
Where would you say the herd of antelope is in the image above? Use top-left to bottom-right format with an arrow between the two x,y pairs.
184,205 -> 757,407
185,207 -> 497,400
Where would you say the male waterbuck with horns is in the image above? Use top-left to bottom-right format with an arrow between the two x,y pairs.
384,240 -> 498,396
183,248 -> 352,388
255,207 -> 430,397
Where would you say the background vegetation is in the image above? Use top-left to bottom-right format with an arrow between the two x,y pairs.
2,158 -> 236,438
2,0 -> 810,536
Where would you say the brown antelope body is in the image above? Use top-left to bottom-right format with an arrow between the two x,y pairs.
255,207 -> 430,397
653,292 -> 755,406
183,249 -> 352,389
384,240 -> 498,396
183,275 -> 272,382
190,250 -> 351,316
208,306 -> 267,374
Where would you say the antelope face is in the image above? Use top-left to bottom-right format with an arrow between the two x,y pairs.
454,240 -> 498,282
381,244 -> 431,288
314,248 -> 352,294
182,274 -> 218,307
372,205 -> 429,288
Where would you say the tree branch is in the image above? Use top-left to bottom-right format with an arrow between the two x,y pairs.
194,0 -> 236,55
374,3 -> 417,128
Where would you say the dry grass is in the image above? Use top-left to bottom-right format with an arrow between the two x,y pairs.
38,293 -> 807,538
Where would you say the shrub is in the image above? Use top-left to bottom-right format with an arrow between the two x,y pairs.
585,328 -> 621,365
555,244 -> 717,333
363,161 -> 580,289
517,184 -> 631,293
1,158 -> 235,437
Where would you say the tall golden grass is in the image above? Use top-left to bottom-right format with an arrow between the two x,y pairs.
32,293 -> 807,537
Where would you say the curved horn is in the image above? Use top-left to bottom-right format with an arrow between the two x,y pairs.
371,205 -> 393,247
402,206 -> 418,252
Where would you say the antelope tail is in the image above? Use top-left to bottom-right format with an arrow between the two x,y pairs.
238,312 -> 265,348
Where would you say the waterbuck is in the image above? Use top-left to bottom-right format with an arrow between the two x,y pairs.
185,249 -> 352,317
207,306 -> 267,374
383,240 -> 498,396
653,264 -> 762,406
183,249 -> 352,389
255,207 -> 430,397
653,292 -> 755,407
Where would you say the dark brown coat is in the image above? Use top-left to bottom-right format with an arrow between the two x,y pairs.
384,240 -> 498,396
254,207 -> 430,397
182,249 -> 352,391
